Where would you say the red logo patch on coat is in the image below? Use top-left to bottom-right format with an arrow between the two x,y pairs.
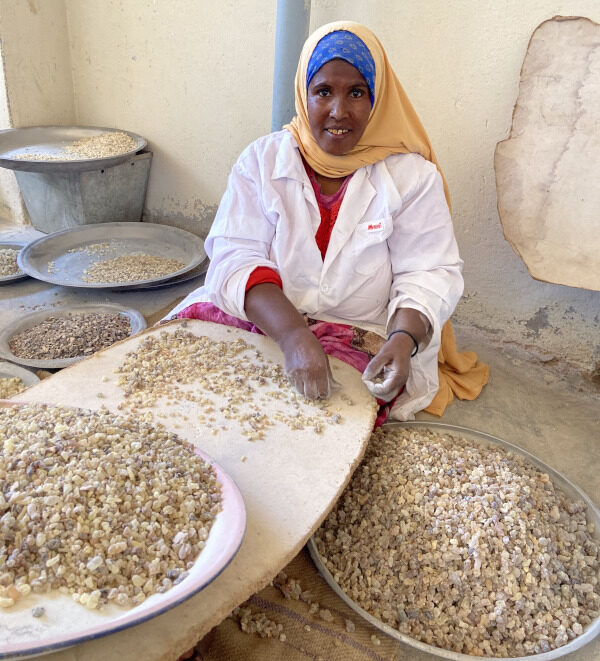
367,222 -> 383,231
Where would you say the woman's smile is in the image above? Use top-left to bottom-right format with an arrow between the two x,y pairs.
307,59 -> 372,156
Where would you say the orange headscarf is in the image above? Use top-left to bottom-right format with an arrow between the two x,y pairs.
284,20 -> 451,208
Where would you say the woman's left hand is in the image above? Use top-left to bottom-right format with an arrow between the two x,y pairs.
361,332 -> 414,401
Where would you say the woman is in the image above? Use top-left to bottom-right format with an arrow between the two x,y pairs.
167,21 -> 487,421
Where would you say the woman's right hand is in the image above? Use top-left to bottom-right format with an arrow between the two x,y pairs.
245,282 -> 332,399
279,326 -> 331,399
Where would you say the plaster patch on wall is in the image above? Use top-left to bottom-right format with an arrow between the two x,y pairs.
494,17 -> 600,291
143,197 -> 218,238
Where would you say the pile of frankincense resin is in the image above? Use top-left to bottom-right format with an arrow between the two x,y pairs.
314,426 -> 600,657
8,312 -> 132,361
14,132 -> 138,161
0,248 -> 21,277
114,325 -> 343,439
0,376 -> 26,399
0,403 -> 221,611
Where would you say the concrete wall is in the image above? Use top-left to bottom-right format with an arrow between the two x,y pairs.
65,0 -> 276,237
0,0 -> 598,375
0,0 -> 75,223
0,40 -> 19,221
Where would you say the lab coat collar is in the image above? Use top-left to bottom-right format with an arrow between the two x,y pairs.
271,130 -> 378,272
271,131 -> 377,206
272,131 -> 306,183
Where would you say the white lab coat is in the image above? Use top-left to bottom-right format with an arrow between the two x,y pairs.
168,130 -> 464,419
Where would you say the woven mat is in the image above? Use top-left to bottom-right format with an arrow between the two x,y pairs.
192,547 -> 400,661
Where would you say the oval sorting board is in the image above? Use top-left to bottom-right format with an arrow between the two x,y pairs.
9,319 -> 377,661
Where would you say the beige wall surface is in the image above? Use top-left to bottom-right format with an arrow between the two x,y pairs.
0,0 -> 75,126
0,0 -> 598,374
65,0 -> 276,236
0,39 -> 19,221
0,0 -> 75,222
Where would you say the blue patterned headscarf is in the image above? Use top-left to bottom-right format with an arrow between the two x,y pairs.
306,30 -> 376,106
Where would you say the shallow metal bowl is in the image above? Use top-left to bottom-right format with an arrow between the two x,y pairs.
0,303 -> 146,369
0,400 -> 247,660
308,421 -> 600,661
0,126 -> 146,173
0,360 -> 40,389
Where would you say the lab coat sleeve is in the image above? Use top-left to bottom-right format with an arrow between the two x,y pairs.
386,161 -> 464,337
203,151 -> 279,320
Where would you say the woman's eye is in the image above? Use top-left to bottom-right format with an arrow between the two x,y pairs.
351,88 -> 364,98
317,88 -> 330,97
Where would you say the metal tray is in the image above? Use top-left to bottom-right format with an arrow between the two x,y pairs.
18,222 -> 206,288
0,126 -> 146,173
0,360 -> 40,389
0,401 -> 247,660
0,241 -> 29,283
0,303 -> 147,369
308,421 -> 600,661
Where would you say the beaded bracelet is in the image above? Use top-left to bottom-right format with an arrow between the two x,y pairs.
387,329 -> 418,357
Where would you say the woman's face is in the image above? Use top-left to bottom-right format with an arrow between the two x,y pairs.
307,59 -> 372,156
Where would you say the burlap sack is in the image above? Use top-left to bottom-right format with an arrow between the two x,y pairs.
195,548 -> 400,661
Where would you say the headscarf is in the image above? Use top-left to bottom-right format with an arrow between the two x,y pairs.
284,21 -> 451,209
306,31 -> 376,106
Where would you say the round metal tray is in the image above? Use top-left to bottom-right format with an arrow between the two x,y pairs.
0,303 -> 147,369
308,421 -> 600,661
18,222 -> 206,288
0,360 -> 40,389
0,241 -> 29,284
0,126 -> 146,173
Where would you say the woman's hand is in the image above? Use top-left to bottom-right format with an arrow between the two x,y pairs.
362,332 -> 414,401
362,307 -> 430,401
245,282 -> 332,399
280,326 -> 332,399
